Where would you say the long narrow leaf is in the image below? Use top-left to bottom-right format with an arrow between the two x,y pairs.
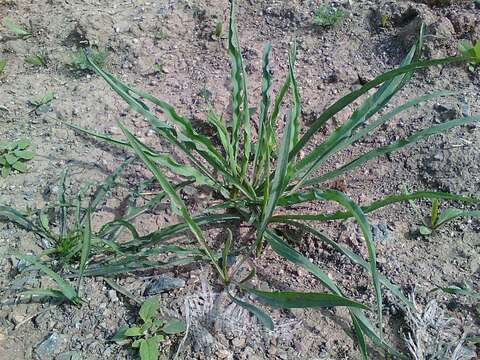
117,122 -> 226,281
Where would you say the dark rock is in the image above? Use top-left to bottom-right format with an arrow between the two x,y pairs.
145,274 -> 185,295
35,332 -> 63,359
372,223 -> 392,243
55,351 -> 82,360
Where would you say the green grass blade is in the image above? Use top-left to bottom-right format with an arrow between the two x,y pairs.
230,294 -> 274,330
0,205 -> 45,235
83,56 -> 246,197
352,316 -> 368,360
247,289 -> 369,310
122,213 -> 242,249
303,115 -> 480,187
17,254 -> 81,305
320,190 -> 382,335
67,123 -> 223,190
265,229 -> 342,294
58,168 -> 68,238
252,43 -> 273,186
271,221 -> 408,357
435,209 -> 480,228
289,55 -> 464,160
117,121 -> 226,281
275,190 -> 479,222
288,42 -> 301,152
277,220 -> 412,308
256,109 -> 294,250
228,0 -> 252,180
78,209 -> 91,291
206,110 -> 235,173
87,158 -> 133,216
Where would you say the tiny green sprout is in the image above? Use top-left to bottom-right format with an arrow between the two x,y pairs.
313,4 -> 348,27
0,138 -> 35,177
153,63 -> 163,73
29,91 -> 55,111
25,53 -> 47,66
111,297 -> 186,360
459,39 -> 480,72
418,198 -> 480,236
154,31 -> 169,41
0,59 -> 6,74
379,14 -> 390,28
2,17 -> 32,39
211,21 -> 224,40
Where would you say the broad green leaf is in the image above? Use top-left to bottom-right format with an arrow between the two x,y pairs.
2,17 -> 31,38
139,297 -> 160,323
15,138 -> 31,149
124,326 -> 143,337
162,319 -> 186,334
19,288 -> 67,302
248,289 -> 369,309
25,55 -> 45,66
1,164 -> 9,177
5,153 -> 17,165
110,325 -> 130,342
14,150 -> 34,160
419,226 -> 432,235
12,161 -> 27,173
139,337 -> 160,360
230,295 -> 274,330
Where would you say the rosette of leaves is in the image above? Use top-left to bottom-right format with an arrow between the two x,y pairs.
112,297 -> 186,360
0,138 -> 35,177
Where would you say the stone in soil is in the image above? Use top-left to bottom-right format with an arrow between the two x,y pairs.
144,274 -> 186,295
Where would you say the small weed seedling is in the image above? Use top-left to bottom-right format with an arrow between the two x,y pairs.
458,39 -> 480,72
25,53 -> 47,66
68,48 -> 108,72
2,17 -> 32,39
29,91 -> 55,112
418,199 -> 480,236
0,59 -> 6,74
112,297 -> 186,360
211,21 -> 224,40
313,4 -> 348,27
0,138 -> 35,177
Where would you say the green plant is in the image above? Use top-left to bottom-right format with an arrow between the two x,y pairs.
459,39 -> 480,72
313,4 -> 348,27
112,297 -> 186,360
29,91 -> 55,111
68,48 -> 108,72
25,53 -> 47,66
0,138 -> 35,177
4,1 -> 480,358
418,198 -> 480,235
211,21 -> 224,40
2,17 -> 32,39
0,59 -> 6,74
379,14 -> 390,28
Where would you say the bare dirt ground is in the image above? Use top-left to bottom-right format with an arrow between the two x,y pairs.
0,0 -> 479,359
